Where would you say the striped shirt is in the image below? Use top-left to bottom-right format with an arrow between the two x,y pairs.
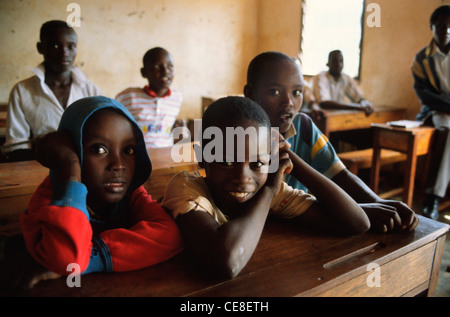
284,113 -> 345,193
115,86 -> 182,148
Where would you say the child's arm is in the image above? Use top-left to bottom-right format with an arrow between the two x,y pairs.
286,148 -> 370,235
20,176 -> 93,275
176,153 -> 293,279
331,170 -> 419,232
93,186 -> 183,273
20,131 -> 93,276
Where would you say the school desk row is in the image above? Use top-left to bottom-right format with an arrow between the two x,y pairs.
0,213 -> 448,297
0,141 -> 449,297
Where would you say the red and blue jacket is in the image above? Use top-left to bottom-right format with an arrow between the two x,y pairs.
20,97 -> 183,275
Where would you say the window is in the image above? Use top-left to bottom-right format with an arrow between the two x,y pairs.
299,0 -> 365,79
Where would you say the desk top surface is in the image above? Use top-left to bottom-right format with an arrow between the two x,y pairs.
2,215 -> 447,297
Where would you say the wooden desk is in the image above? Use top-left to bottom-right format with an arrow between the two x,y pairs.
311,107 -> 407,137
0,144 -> 202,235
370,124 -> 436,207
1,216 -> 448,297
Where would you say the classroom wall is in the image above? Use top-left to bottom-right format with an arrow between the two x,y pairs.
0,0 -> 259,120
360,0 -> 449,119
0,0 -> 448,120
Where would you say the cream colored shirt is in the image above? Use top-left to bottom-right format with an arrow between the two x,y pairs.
312,71 -> 365,104
162,171 -> 317,225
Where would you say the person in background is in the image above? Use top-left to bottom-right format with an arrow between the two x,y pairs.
411,5 -> 450,220
116,47 -> 183,148
4,20 -> 101,162
312,50 -> 373,116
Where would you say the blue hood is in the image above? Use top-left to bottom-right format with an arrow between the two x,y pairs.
56,96 -> 152,191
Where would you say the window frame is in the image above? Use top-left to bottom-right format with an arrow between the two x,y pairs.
299,0 -> 366,80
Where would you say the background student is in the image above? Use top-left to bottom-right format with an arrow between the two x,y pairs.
162,96 -> 369,278
0,96 -> 183,289
244,51 -> 419,233
3,20 -> 101,162
312,49 -> 373,116
116,47 -> 183,148
411,5 -> 450,220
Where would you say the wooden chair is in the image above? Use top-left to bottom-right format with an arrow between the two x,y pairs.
338,148 -> 406,176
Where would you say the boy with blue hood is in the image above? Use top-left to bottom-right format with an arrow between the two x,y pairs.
6,96 -> 182,288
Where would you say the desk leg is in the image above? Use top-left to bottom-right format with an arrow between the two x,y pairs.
403,135 -> 418,207
370,131 -> 381,193
370,149 -> 381,193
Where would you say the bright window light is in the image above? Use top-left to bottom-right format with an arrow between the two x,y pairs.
300,0 -> 365,78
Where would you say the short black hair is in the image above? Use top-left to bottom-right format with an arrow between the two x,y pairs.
246,51 -> 295,87
201,96 -> 271,142
430,5 -> 450,27
143,47 -> 169,66
40,20 -> 75,42
328,49 -> 343,61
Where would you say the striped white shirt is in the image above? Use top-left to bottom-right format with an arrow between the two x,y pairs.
115,86 -> 182,148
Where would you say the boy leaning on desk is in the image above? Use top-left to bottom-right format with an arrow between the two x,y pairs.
243,51 -> 419,234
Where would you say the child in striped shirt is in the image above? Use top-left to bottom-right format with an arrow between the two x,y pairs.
116,47 -> 183,148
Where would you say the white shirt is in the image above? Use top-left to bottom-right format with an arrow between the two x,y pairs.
313,71 -> 365,104
5,64 -> 101,151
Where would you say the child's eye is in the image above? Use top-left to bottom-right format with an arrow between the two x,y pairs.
269,89 -> 280,96
124,146 -> 136,156
251,161 -> 265,169
221,161 -> 234,167
293,89 -> 303,97
89,144 -> 107,154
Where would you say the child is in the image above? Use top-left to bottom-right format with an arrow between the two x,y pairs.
4,20 -> 101,162
116,47 -> 183,148
10,96 -> 182,288
162,96 -> 369,279
243,51 -> 419,233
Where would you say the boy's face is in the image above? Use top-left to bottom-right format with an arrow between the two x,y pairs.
246,60 -> 304,134
38,27 -> 77,73
432,14 -> 450,48
141,50 -> 174,95
81,110 -> 137,212
203,121 -> 271,215
327,51 -> 343,77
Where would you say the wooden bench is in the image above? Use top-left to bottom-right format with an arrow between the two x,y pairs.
338,148 -> 406,175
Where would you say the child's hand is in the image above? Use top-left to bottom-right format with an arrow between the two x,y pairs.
271,128 -> 290,152
265,149 -> 293,195
34,131 -> 81,183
